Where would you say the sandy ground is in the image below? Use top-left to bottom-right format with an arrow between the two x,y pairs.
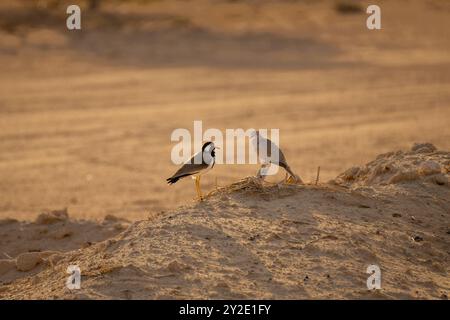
0,143 -> 448,299
0,0 -> 449,221
0,209 -> 129,283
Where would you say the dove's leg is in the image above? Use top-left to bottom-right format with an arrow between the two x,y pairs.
256,163 -> 271,181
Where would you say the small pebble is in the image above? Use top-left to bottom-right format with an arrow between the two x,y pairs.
16,252 -> 42,272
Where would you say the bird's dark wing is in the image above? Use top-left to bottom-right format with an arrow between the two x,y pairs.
166,152 -> 208,184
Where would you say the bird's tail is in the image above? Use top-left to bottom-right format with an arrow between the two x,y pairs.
166,176 -> 179,185
166,173 -> 192,185
280,163 -> 303,184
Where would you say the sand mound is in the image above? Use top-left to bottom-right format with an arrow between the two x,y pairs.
334,143 -> 449,187
1,144 -> 449,299
0,210 -> 129,283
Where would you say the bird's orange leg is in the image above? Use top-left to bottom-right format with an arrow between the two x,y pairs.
195,176 -> 203,201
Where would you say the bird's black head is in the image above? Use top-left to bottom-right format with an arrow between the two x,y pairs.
202,141 -> 215,157
202,141 -> 213,151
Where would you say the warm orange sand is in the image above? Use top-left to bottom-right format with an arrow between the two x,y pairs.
0,0 -> 449,300
0,0 -> 449,221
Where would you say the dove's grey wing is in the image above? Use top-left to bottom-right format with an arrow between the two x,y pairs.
254,135 -> 278,163
262,137 -> 287,165
264,137 -> 299,178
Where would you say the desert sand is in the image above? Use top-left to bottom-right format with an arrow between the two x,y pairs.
0,143 -> 449,299
0,0 -> 449,299
0,0 -> 449,220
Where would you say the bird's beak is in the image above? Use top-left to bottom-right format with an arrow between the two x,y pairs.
215,146 -> 221,150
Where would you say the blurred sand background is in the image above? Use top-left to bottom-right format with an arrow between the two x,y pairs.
1,0 -> 449,221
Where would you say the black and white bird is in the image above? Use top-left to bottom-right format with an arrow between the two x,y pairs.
250,130 -> 302,183
166,141 -> 217,200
